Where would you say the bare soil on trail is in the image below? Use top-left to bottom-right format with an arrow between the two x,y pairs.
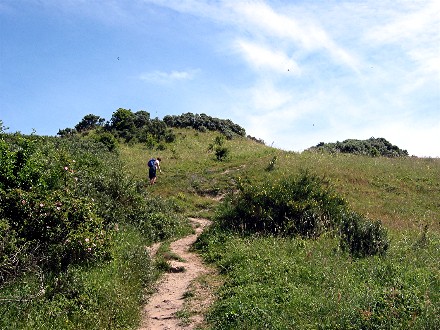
139,218 -> 218,330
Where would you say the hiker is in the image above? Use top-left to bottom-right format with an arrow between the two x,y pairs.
148,157 -> 162,185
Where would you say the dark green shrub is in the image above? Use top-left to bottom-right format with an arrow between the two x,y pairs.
1,188 -> 110,272
215,147 -> 229,161
164,129 -> 176,143
163,112 -> 246,137
308,137 -> 408,157
93,132 -> 118,152
214,135 -> 225,146
217,171 -> 347,237
0,134 -> 43,191
339,211 -> 389,257
75,114 -> 105,132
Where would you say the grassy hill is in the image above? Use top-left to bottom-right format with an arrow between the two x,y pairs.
121,128 -> 439,329
121,128 -> 439,231
1,125 -> 439,329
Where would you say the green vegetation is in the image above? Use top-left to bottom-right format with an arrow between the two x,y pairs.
216,171 -> 389,257
58,109 -> 246,146
119,124 -> 438,328
163,112 -> 246,138
1,112 -> 439,329
195,231 -> 438,329
0,131 -> 190,329
308,137 -> 409,157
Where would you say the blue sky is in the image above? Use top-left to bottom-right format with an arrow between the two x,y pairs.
1,0 -> 439,157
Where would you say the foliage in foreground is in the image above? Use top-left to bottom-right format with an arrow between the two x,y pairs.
0,132 -> 190,329
195,228 -> 439,329
1,225 -> 154,330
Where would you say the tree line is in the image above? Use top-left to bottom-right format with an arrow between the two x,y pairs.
57,109 -> 247,148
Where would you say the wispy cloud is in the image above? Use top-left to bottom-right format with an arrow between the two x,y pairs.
228,1 -> 359,71
143,0 -> 359,72
366,0 -> 440,79
234,40 -> 299,74
139,69 -> 199,83
366,1 -> 439,44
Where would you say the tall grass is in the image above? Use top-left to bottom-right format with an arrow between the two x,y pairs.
120,129 -> 439,231
117,128 -> 439,328
196,227 -> 439,329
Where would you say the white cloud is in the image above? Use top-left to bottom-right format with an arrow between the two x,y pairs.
228,1 -> 360,71
366,1 -> 439,44
249,81 -> 293,111
234,39 -> 299,74
143,0 -> 359,71
139,69 -> 199,83
365,0 -> 440,80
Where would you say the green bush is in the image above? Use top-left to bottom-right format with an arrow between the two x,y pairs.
163,112 -> 246,137
0,131 -> 191,328
308,137 -> 408,157
216,171 -> 389,257
1,189 -> 110,272
215,146 -> 229,161
93,131 -> 118,152
339,211 -> 389,257
265,155 -> 277,171
217,171 -> 347,237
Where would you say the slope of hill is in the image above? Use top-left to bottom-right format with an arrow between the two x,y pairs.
1,120 -> 439,329
121,127 -> 439,329
121,128 -> 438,230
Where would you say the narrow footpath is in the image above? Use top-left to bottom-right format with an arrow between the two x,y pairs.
139,218 -> 215,330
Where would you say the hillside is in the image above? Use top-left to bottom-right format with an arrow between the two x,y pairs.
121,128 -> 438,230
1,120 -> 439,329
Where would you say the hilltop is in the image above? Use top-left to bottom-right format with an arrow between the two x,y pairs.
57,110 -> 410,158
308,137 -> 409,157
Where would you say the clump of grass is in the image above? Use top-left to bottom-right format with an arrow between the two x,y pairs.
339,211 -> 389,257
265,155 -> 277,171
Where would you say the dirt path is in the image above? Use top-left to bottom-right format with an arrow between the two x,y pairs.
139,218 -> 215,330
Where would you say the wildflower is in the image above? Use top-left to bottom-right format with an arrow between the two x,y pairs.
64,166 -> 69,171
85,238 -> 90,243
21,200 -> 26,205
40,203 -> 44,207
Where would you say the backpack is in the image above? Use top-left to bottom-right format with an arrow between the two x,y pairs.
148,158 -> 156,168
